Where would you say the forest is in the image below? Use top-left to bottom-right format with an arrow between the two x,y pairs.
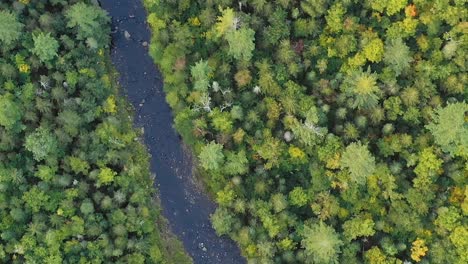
0,0 -> 190,263
144,0 -> 467,263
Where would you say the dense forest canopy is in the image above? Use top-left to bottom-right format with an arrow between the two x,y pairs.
0,0 -> 190,263
145,0 -> 467,263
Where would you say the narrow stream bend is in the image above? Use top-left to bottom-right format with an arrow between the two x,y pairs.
99,1 -> 245,263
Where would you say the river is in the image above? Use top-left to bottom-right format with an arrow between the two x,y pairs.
99,1 -> 245,263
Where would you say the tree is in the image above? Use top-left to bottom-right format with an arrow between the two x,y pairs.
426,102 -> 468,157
326,3 -> 345,33
22,186 -> 49,213
301,221 -> 343,264
434,206 -> 461,233
384,38 -> 412,76
413,147 -> 443,190
342,215 -> 376,241
214,7 -> 236,37
225,27 -> 255,61
289,187 -> 309,207
25,127 -> 59,162
80,199 -> 95,215
341,142 -> 376,185
411,238 -> 428,262
65,2 -> 110,47
271,193 -> 288,213
364,246 -> 400,264
32,32 -> 59,62
224,150 -> 249,175
0,11 -> 23,45
341,68 -> 381,110
362,38 -> 384,63
97,167 -> 117,186
301,0 -> 328,18
449,226 -> 468,263
190,60 -> 211,92
211,208 -> 235,236
199,141 -> 224,171
0,94 -> 21,129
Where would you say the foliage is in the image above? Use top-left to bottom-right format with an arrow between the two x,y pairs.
145,0 -> 468,262
32,32 -> 59,62
0,94 -> 21,129
190,59 -> 211,92
342,214 -> 376,241
199,141 -> 224,171
341,68 -> 381,110
301,222 -> 343,264
426,102 -> 468,157
24,127 -> 59,162
341,142 -> 376,185
0,11 -> 23,45
65,2 -> 110,48
411,238 -> 428,262
383,38 -> 413,76
0,1 -> 189,263
214,7 -> 236,37
225,27 -> 255,61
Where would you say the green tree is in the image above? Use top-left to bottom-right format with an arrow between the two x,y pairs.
384,38 -> 412,76
65,2 -> 110,46
326,3 -> 345,33
341,142 -> 376,185
225,27 -> 255,61
22,187 -> 49,213
362,38 -> 384,63
190,60 -> 211,92
289,187 -> 309,207
199,141 -> 224,171
301,221 -> 343,264
97,167 -> 117,186
80,199 -> 95,215
211,208 -> 235,236
214,7 -> 236,37
224,150 -> 249,175
32,32 -> 59,62
413,147 -> 443,190
434,206 -> 461,233
25,127 -> 59,162
0,94 -> 21,129
426,102 -> 468,157
449,226 -> 468,263
341,68 -> 381,110
0,11 -> 23,45
342,215 -> 376,241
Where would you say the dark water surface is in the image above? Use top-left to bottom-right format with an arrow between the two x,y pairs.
99,1 -> 245,263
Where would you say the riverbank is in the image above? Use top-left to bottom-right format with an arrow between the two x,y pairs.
99,1 -> 245,263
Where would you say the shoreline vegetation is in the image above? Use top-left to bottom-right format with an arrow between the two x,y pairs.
144,0 -> 467,263
0,0 -> 190,263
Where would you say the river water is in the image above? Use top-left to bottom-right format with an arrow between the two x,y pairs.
99,1 -> 245,263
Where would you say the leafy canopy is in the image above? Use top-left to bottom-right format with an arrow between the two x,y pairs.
0,94 -> 21,129
190,59 -> 211,92
384,38 -> 413,76
65,2 -> 110,46
341,68 -> 380,110
341,142 -> 376,185
24,127 -> 59,162
301,221 -> 343,264
0,11 -> 23,45
32,32 -> 59,62
199,141 -> 224,171
225,27 -> 255,61
342,215 -> 376,241
214,7 -> 236,37
426,102 -> 468,157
